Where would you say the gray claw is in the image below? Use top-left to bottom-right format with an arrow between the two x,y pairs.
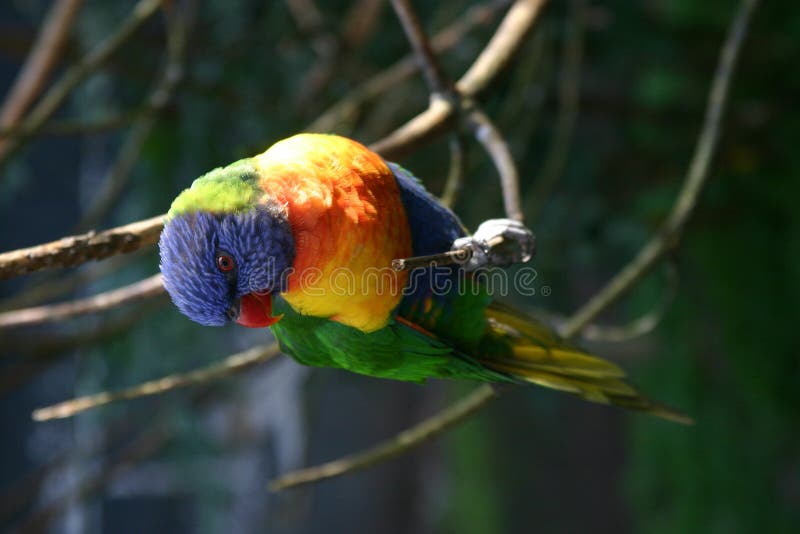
452,218 -> 536,271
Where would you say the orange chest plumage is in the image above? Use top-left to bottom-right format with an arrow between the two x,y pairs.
253,134 -> 411,332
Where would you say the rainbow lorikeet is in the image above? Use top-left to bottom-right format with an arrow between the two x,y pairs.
159,133 -> 689,423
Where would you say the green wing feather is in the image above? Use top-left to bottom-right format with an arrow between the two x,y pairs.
270,295 -> 510,384
272,292 -> 691,423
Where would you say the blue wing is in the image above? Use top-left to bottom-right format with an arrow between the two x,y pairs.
389,163 -> 490,345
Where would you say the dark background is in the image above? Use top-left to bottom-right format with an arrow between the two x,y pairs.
1,0 -> 798,533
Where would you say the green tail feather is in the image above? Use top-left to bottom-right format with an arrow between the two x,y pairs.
479,303 -> 693,424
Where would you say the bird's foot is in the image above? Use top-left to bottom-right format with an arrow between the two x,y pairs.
451,218 -> 536,271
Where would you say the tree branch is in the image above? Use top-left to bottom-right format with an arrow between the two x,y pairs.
389,0 -> 524,223
560,0 -> 758,338
580,260 -> 678,343
3,300 -> 161,361
0,0 -> 84,144
464,103 -> 523,221
390,0 -> 452,94
440,133 -> 468,208
0,239 -> 150,311
371,0 -> 547,159
269,383 -> 497,491
0,110 -> 137,138
269,0 -> 758,491
32,343 -> 281,421
75,3 -> 191,231
0,0 -> 163,171
0,274 -> 164,330
528,0 -> 585,220
0,215 -> 163,280
308,0 -> 508,133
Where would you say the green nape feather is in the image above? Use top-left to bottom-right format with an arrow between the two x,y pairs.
167,159 -> 262,220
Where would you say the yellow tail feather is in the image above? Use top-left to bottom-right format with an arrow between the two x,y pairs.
481,304 -> 693,424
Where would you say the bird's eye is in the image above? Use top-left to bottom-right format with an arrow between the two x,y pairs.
216,254 -> 235,272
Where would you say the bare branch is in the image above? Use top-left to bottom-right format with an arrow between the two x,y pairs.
76,5 -> 192,230
270,0 -> 758,491
456,0 -> 548,96
285,0 -> 341,106
389,0 -> 523,222
3,301 -> 161,361
269,383 -> 497,491
0,215 -> 163,280
390,0 -> 452,94
32,343 -> 281,421
0,110 -> 138,138
560,0 -> 758,338
528,0 -> 585,220
464,104 -> 523,221
440,133 -> 467,208
372,0 -> 548,159
0,0 -> 84,143
308,0 -> 508,132
369,96 -> 455,158
0,274 -> 164,330
581,261 -> 678,343
284,0 -> 326,33
0,244 -> 150,311
341,0 -> 386,48
0,0 -> 163,170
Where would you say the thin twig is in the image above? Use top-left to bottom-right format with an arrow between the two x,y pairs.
269,383 -> 497,491
0,111 -> 138,138
371,0 -> 548,160
390,0 -> 523,223
341,0 -> 386,47
286,0 -> 340,106
0,214 -> 163,280
0,0 -> 84,146
32,343 -> 281,421
528,0 -> 585,220
75,4 -> 191,231
2,300 -> 162,362
390,0 -> 452,94
269,0 -> 758,491
581,260 -> 678,343
440,133 -> 467,208
464,104 -> 523,221
456,0 -> 548,96
0,0 -> 163,172
0,247 -> 150,311
307,0 -> 508,133
561,0 -> 758,338
284,0 -> 326,33
0,274 -> 164,330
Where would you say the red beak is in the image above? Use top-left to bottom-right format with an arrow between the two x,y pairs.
236,292 -> 282,328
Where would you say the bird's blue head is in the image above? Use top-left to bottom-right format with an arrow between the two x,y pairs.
158,161 -> 295,327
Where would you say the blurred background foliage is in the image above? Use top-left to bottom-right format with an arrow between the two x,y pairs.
0,0 -> 797,533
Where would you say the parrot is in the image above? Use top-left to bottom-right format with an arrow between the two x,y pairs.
158,133 -> 690,423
